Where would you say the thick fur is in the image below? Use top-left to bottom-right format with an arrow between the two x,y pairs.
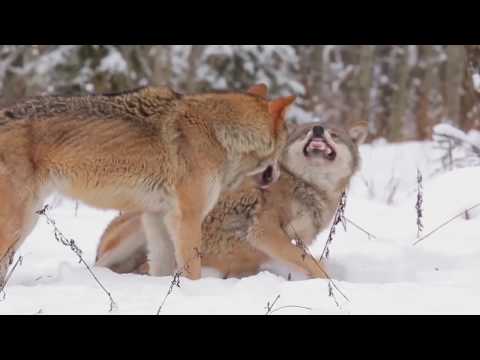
95,121 -> 368,278
0,85 -> 290,283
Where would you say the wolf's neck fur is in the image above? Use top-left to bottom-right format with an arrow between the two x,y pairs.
279,164 -> 350,235
184,94 -> 275,157
281,162 -> 349,205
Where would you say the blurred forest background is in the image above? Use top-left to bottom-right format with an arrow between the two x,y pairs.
1,45 -> 480,142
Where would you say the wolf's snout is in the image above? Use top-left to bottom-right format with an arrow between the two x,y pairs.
313,126 -> 324,138
304,125 -> 337,161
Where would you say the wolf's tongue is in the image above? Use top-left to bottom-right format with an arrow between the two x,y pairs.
310,139 -> 326,149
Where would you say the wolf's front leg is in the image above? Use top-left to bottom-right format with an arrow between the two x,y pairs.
143,212 -> 177,277
253,219 -> 328,279
163,175 -> 220,280
163,210 -> 202,280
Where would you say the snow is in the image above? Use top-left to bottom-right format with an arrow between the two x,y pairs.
98,50 -> 128,74
3,138 -> 480,314
473,73 -> 480,93
434,123 -> 472,142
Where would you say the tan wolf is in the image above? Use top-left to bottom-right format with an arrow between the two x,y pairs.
96,121 -> 368,279
0,84 -> 293,283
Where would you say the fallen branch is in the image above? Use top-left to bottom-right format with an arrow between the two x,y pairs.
36,205 -> 117,312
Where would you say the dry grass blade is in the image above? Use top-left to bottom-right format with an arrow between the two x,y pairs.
268,305 -> 312,315
265,294 -> 312,315
344,216 -> 377,240
36,205 -> 117,312
413,202 -> 480,246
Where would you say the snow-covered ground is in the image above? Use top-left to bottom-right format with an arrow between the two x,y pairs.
3,134 -> 480,315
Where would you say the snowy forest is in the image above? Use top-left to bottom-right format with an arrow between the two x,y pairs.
1,45 -> 480,142
3,45 -> 480,315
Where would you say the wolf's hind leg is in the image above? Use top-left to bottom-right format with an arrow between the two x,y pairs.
143,212 -> 177,277
0,170 -> 46,285
96,213 -> 149,274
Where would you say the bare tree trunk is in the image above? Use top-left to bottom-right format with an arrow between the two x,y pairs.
0,46 -> 31,106
310,45 -> 324,100
461,45 -> 480,130
322,45 -> 335,98
293,46 -> 313,114
374,45 -> 394,139
460,63 -> 479,131
356,45 -> 375,123
387,45 -> 409,142
150,45 -> 172,87
445,45 -> 464,124
185,45 -> 206,92
465,45 -> 480,94
415,45 -> 435,140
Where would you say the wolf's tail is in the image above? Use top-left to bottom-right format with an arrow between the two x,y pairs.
96,212 -> 148,274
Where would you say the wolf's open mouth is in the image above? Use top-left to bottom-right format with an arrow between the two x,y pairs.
303,136 -> 337,161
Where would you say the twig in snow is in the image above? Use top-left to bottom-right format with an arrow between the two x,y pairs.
319,191 -> 348,262
156,271 -> 182,315
432,129 -> 480,174
413,202 -> 480,246
283,221 -> 350,310
264,294 -> 312,315
155,247 -> 203,315
0,255 -> 23,301
265,294 -> 281,315
36,205 -> 117,312
328,282 -> 341,308
343,216 -> 377,240
416,169 -> 424,238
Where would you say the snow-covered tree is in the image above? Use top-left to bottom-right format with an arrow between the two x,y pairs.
1,45 -> 479,141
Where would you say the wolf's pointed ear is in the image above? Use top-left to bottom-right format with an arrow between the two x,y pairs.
247,84 -> 269,99
269,96 -> 296,135
349,121 -> 369,145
